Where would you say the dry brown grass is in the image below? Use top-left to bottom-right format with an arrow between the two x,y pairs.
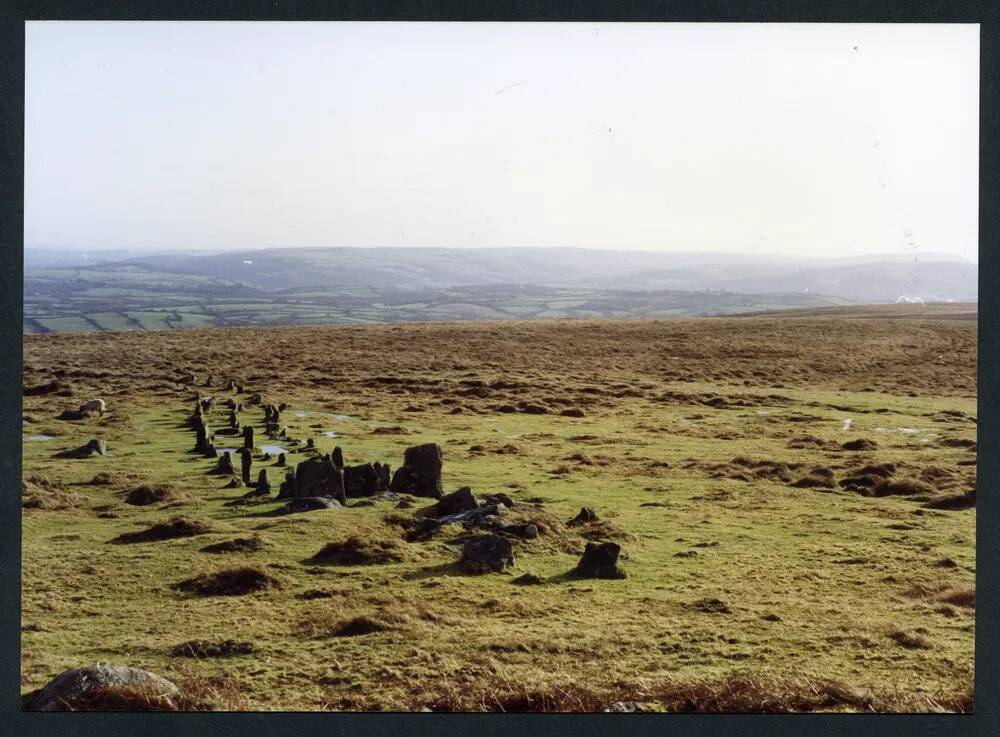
412,671 -> 973,713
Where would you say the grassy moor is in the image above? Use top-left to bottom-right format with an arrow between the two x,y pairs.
21,307 -> 976,712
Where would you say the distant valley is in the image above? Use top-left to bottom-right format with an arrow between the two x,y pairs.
23,247 -> 977,333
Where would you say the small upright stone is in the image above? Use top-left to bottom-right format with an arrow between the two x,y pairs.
331,446 -> 344,468
242,425 -> 255,450
256,469 -> 271,493
216,451 -> 235,475
575,542 -> 626,579
240,447 -> 252,486
276,452 -> 286,467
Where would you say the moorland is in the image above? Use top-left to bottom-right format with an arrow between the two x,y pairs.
21,306 -> 976,711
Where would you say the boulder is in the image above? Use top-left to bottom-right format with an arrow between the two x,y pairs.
459,534 -> 515,574
293,456 -> 346,504
575,541 -> 626,579
78,399 -> 106,416
23,664 -> 180,711
58,439 -> 107,459
501,522 -> 538,540
278,496 -> 342,515
483,492 -> 515,508
436,487 -> 478,517
389,443 -> 444,498
343,462 -> 391,498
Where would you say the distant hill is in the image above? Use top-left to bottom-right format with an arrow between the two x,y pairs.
23,247 -> 976,333
99,247 -> 975,303
732,303 -> 978,321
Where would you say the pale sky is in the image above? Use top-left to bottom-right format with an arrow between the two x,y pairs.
24,22 -> 979,260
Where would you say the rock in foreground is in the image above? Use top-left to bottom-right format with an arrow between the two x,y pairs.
23,664 -> 180,711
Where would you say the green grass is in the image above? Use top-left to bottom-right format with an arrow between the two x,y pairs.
22,387 -> 975,711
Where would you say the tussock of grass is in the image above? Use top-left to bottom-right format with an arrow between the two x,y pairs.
306,535 -> 407,566
170,639 -> 256,658
22,476 -> 83,511
200,536 -> 268,554
297,612 -> 396,639
414,671 -> 972,713
124,484 -> 185,506
172,566 -> 282,597
111,516 -> 215,544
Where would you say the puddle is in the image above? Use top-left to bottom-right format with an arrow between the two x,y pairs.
293,411 -> 353,421
23,434 -> 53,441
323,431 -> 338,438
873,427 -> 929,436
841,418 -> 853,431
260,444 -> 287,455
215,447 -> 238,455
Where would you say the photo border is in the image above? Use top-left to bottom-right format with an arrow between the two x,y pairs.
1,2 -> 995,736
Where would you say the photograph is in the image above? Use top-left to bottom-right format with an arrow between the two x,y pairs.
19,20 -> 978,712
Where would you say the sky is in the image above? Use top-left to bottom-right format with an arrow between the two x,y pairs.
24,22 -> 979,260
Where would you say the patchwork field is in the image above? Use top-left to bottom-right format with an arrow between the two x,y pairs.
21,308 -> 976,712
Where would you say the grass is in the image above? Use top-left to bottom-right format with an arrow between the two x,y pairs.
21,313 -> 976,711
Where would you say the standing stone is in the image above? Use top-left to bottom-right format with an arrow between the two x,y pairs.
256,469 -> 271,493
204,442 -> 217,459
195,424 -> 211,454
305,438 -> 315,450
216,451 -> 235,475
242,425 -> 254,450
226,379 -> 237,391
389,443 -> 444,499
292,455 -> 346,504
575,542 -> 626,579
276,452 -> 286,467
376,462 -> 391,489
205,374 -> 214,387
228,411 -> 239,429
331,446 -> 344,469
343,463 -> 392,498
277,468 -> 296,499
240,447 -> 252,486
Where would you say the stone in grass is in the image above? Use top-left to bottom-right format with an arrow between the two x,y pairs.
435,487 -> 478,517
389,443 -> 444,499
22,664 -> 181,711
459,534 -> 515,574
512,572 -> 545,585
500,523 -> 538,540
574,541 -> 626,579
278,496 -> 342,515
566,507 -> 599,526
56,439 -> 107,459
